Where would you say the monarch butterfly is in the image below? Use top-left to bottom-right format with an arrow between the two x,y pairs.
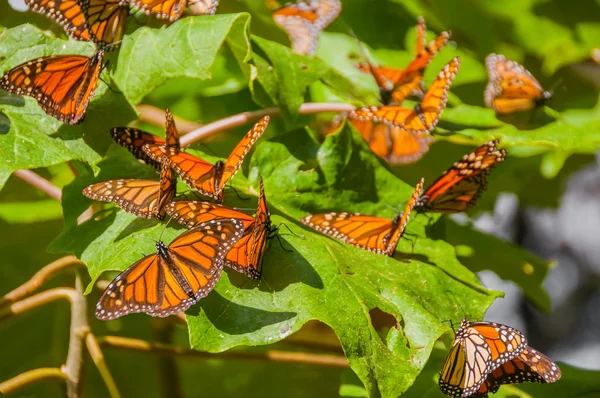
349,57 -> 460,133
300,178 -> 424,256
415,140 -> 506,214
439,319 -> 560,398
95,218 -> 245,320
0,50 -> 104,124
349,117 -> 434,164
473,347 -> 561,397
111,108 -> 180,169
166,177 -> 273,279
356,17 -> 451,105
272,0 -> 342,55
143,116 -> 269,203
82,156 -> 177,219
25,0 -> 129,47
130,0 -> 218,21
484,53 -> 553,114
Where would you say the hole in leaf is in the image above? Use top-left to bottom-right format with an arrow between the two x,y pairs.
369,307 -> 398,345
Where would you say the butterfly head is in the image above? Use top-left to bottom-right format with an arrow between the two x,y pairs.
156,240 -> 169,259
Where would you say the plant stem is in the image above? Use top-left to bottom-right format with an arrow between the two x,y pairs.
137,104 -> 204,133
0,368 -> 68,395
98,336 -> 349,368
153,319 -> 183,398
0,256 -> 83,307
0,288 -> 77,323
13,169 -> 62,201
180,102 -> 355,147
82,331 -> 121,398
62,275 -> 87,398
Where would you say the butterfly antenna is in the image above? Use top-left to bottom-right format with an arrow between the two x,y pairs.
229,184 -> 250,201
158,217 -> 175,242
273,222 -> 305,240
547,76 -> 564,95
348,29 -> 387,104
197,142 -> 219,157
445,289 -> 468,322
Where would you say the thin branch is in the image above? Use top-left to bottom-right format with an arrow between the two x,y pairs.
13,169 -> 62,201
153,319 -> 183,398
62,275 -> 87,398
0,288 -> 77,323
0,368 -> 68,395
99,336 -> 349,368
83,331 -> 121,398
136,104 -> 203,133
0,256 -> 83,307
180,102 -> 355,147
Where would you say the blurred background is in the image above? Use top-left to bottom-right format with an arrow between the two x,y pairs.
1,0 -> 599,396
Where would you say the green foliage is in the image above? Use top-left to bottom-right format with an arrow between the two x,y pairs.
2,0 -> 600,397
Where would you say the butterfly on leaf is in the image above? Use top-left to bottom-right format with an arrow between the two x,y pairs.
484,53 -> 553,114
143,116 -> 269,203
439,318 -> 560,398
166,177 -> 273,279
95,218 -> 245,320
131,0 -> 219,21
349,56 -> 460,133
0,50 -> 105,124
300,178 -> 424,256
356,16 -> 451,105
272,0 -> 342,55
111,108 -> 180,169
414,140 -> 506,214
82,156 -> 177,219
25,0 -> 129,47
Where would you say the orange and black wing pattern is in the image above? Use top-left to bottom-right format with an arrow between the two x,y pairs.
166,178 -> 272,279
474,347 -> 561,397
349,57 -> 460,134
273,0 -> 341,55
131,0 -> 187,21
82,158 -> 177,219
79,0 -> 129,47
0,51 -> 104,124
439,319 -> 528,398
349,117 -> 434,164
25,0 -> 92,41
356,17 -> 450,105
217,116 -> 270,197
301,178 -> 423,256
485,53 -> 552,114
95,218 -> 245,320
187,0 -> 219,15
415,140 -> 506,214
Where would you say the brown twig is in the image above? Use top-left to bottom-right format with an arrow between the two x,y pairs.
98,336 -> 349,368
0,288 -> 77,323
180,102 -> 355,147
0,256 -> 83,307
82,330 -> 121,398
13,169 -> 62,201
136,104 -> 204,133
61,275 -> 87,398
0,368 -> 69,395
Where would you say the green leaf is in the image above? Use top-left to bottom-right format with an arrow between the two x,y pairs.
112,13 -> 252,104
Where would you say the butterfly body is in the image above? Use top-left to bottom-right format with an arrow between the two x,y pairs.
96,218 -> 245,320
0,50 -> 104,124
166,178 -> 273,279
300,178 -> 424,256
485,53 -> 552,114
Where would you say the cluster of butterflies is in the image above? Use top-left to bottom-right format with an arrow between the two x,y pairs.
0,0 -> 221,124
85,110 -> 277,319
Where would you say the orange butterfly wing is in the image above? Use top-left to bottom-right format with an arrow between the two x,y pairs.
416,140 -> 507,213
485,53 -> 552,114
166,179 -> 272,279
439,319 -> 528,397
0,51 -> 103,124
80,0 -> 129,47
82,159 -> 177,219
187,0 -> 219,15
301,178 -> 423,256
130,0 -> 187,21
349,118 -> 433,164
25,0 -> 92,41
95,218 -> 245,320
475,347 -> 561,397
349,57 -> 460,133
111,127 -> 167,168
